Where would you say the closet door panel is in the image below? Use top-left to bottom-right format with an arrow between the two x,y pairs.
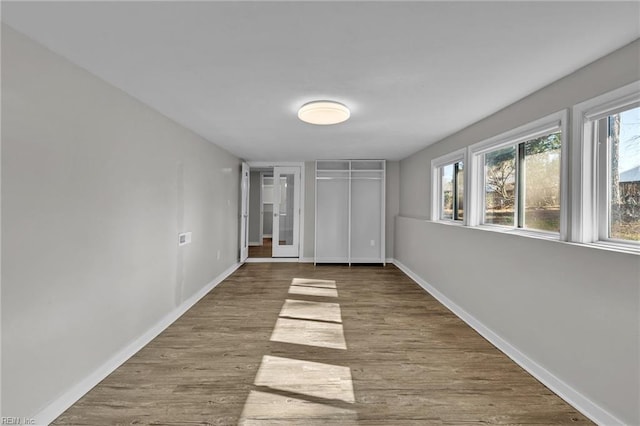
316,179 -> 349,261
350,178 -> 383,262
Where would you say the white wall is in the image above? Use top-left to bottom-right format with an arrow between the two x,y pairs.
1,25 -> 240,419
396,39 -> 640,425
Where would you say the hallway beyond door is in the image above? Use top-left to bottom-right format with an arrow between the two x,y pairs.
248,237 -> 273,258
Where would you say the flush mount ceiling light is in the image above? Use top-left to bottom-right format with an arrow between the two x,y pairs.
298,101 -> 350,125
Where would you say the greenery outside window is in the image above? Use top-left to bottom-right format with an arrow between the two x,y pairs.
483,132 -> 562,232
572,82 -> 639,249
441,161 -> 464,221
468,110 -> 567,237
599,107 -> 640,242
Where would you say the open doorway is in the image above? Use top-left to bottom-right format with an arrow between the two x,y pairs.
248,169 -> 272,257
246,163 -> 303,260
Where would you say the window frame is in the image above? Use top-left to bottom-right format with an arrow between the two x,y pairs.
572,81 -> 640,248
468,110 -> 568,239
427,84 -> 640,253
431,148 -> 466,224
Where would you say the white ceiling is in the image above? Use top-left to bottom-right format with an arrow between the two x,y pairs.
2,1 -> 639,161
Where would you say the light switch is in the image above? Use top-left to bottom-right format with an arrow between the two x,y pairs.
178,232 -> 192,246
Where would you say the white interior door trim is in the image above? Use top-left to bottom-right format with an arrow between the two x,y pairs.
240,162 -> 250,262
259,172 -> 265,242
272,166 -> 300,257
247,161 -> 305,260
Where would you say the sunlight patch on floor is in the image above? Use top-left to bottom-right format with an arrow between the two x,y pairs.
289,284 -> 339,298
279,299 -> 342,323
240,278 -> 355,424
291,278 -> 337,288
239,390 -> 357,424
255,355 -> 355,403
270,317 -> 347,350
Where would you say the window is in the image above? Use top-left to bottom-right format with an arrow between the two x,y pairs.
573,82 -> 639,247
482,132 -> 562,233
441,161 -> 464,221
429,85 -> 640,252
599,107 -> 640,242
468,110 -> 567,236
431,149 -> 465,223
522,134 -> 562,232
484,146 -> 516,226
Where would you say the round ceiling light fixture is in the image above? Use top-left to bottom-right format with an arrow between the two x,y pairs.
298,100 -> 350,125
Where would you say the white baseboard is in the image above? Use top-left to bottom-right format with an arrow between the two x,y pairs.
244,257 -> 315,263
392,259 -> 622,426
244,257 -> 299,263
33,261 -> 242,426
248,241 -> 261,246
297,258 -> 393,265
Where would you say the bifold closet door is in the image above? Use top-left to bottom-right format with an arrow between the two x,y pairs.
350,175 -> 383,262
315,177 -> 349,262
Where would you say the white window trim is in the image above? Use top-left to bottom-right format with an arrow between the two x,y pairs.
571,80 -> 640,247
431,148 -> 466,223
467,110 -> 569,239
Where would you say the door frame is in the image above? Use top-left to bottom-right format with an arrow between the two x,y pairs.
260,172 -> 274,240
247,161 -> 306,260
259,172 -> 265,243
272,166 -> 301,257
240,162 -> 250,262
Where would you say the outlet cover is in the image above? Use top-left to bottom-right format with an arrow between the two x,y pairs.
178,232 -> 192,246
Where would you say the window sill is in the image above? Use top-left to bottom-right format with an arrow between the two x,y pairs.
429,220 -> 560,240
475,224 -> 560,241
423,218 -> 640,255
433,219 -> 465,227
585,240 -> 640,255
474,225 -> 640,254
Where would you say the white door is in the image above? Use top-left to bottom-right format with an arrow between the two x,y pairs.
240,162 -> 250,262
272,166 -> 300,257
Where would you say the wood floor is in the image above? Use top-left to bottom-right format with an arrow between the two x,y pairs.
53,263 -> 592,425
248,238 -> 273,258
